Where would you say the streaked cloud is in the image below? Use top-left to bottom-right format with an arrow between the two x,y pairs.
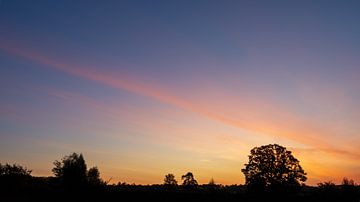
1,37 -> 360,184
1,39 -> 359,159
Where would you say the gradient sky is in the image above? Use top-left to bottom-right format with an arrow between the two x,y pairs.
1,0 -> 360,185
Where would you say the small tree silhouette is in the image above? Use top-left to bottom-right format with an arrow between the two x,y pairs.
52,153 -> 105,189
0,163 -> 32,177
207,178 -> 219,191
0,163 -> 32,190
164,173 -> 177,186
181,172 -> 198,187
52,153 -> 87,187
208,178 -> 215,185
241,144 -> 307,192
342,177 -> 355,186
341,177 -> 357,196
87,166 -> 103,185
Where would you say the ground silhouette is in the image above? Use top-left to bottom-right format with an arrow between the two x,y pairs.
1,145 -> 359,202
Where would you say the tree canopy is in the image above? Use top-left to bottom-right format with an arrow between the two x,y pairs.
52,152 -> 87,186
87,166 -> 103,185
0,163 -> 32,177
52,153 -> 104,188
164,173 -> 177,186
181,172 -> 198,187
241,144 -> 307,191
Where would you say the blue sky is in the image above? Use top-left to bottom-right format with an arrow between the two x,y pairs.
1,0 -> 360,184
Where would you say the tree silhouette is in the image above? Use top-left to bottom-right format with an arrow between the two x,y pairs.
342,177 -> 356,186
0,163 -> 32,177
164,173 -> 177,186
207,178 -> 219,190
341,177 -> 357,196
52,153 -> 87,187
208,178 -> 216,186
181,172 -> 198,187
0,163 -> 32,191
87,166 -> 103,185
241,144 -> 306,192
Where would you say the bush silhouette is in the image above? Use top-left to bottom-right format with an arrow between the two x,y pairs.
241,144 -> 307,192
164,173 -> 177,186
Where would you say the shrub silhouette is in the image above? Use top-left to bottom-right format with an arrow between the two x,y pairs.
318,181 -> 338,197
181,172 -> 198,187
241,144 -> 307,192
318,181 -> 336,188
164,173 -> 177,186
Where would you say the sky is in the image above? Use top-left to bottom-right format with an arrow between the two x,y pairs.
0,0 -> 360,185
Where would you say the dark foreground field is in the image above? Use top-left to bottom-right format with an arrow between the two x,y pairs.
2,177 -> 360,202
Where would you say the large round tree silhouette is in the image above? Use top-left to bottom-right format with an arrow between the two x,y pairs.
242,144 -> 307,192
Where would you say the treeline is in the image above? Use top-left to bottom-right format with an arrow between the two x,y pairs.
1,144 -> 360,202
